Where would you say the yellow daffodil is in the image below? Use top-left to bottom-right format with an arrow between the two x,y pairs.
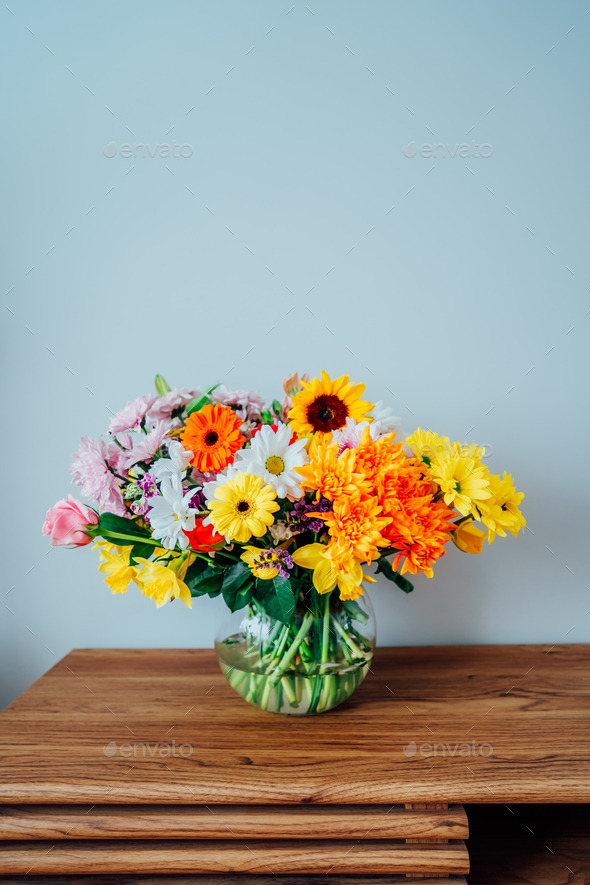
452,519 -> 487,554
208,472 -> 279,544
428,444 -> 492,517
134,558 -> 192,608
94,541 -> 138,595
288,370 -> 374,439
292,542 -> 375,601
478,472 -> 525,543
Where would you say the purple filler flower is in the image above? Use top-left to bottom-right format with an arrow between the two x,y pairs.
290,497 -> 333,534
254,548 -> 294,580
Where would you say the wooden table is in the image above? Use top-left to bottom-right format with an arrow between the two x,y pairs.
0,644 -> 587,879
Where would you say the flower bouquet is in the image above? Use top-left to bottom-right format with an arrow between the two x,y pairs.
44,371 -> 525,716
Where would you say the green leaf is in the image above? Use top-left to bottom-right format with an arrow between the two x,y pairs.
422,455 -> 431,467
260,409 -> 273,425
375,557 -> 414,593
155,374 -> 171,395
223,577 -> 254,612
186,395 -> 212,416
255,576 -> 296,624
185,561 -> 223,598
129,542 -> 156,566
222,562 -> 254,612
204,383 -> 220,395
99,513 -> 151,539
271,399 -> 283,417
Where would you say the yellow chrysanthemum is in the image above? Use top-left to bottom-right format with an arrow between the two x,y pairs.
134,557 -> 192,609
241,545 -> 279,580
296,436 -> 370,501
452,519 -> 487,554
292,542 -> 375,601
405,427 -> 451,465
288,370 -> 374,438
94,541 -> 138,595
478,472 -> 525,543
428,444 -> 492,517
208,472 -> 279,544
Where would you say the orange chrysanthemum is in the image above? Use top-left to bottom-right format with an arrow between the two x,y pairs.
295,437 -> 370,502
317,494 -> 391,565
352,426 -> 404,485
181,404 -> 245,473
376,463 -> 455,578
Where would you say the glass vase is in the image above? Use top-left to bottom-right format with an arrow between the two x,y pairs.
215,588 -> 376,716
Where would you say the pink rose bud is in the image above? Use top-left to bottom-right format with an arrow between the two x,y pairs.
43,495 -> 99,547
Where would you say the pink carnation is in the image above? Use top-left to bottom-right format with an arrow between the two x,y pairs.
211,385 -> 265,420
43,495 -> 99,546
147,387 -> 200,424
108,393 -> 158,434
70,436 -> 127,516
119,420 -> 173,470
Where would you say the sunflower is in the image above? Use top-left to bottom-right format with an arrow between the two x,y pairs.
208,472 -> 279,544
288,370 -> 374,437
181,404 -> 245,473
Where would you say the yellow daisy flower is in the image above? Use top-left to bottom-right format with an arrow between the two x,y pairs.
292,542 -> 375,601
288,370 -> 374,438
405,427 -> 451,465
428,444 -> 492,517
208,472 -> 279,544
94,541 -> 138,595
134,558 -> 192,608
478,472 -> 525,543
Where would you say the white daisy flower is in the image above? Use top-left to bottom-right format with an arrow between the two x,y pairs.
236,423 -> 307,499
368,400 -> 403,438
148,474 -> 198,550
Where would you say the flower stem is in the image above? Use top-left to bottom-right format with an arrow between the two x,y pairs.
270,613 -> 314,682
330,614 -> 364,658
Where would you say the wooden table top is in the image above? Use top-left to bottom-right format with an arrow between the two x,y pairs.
0,645 -> 588,805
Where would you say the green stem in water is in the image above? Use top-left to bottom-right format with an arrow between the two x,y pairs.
321,592 -> 331,664
271,613 -> 314,681
330,614 -> 364,658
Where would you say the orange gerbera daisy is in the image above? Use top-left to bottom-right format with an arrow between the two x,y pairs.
288,370 -> 374,438
317,494 -> 391,565
181,404 -> 245,473
295,437 -> 370,502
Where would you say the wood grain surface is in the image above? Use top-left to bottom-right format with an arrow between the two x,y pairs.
0,803 -> 468,840
0,876 -> 469,885
0,839 -> 469,875
0,645 -> 588,804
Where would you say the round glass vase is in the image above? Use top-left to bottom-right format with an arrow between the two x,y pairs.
215,587 -> 376,716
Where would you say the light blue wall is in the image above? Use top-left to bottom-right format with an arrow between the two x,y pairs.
1,1 -> 589,710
